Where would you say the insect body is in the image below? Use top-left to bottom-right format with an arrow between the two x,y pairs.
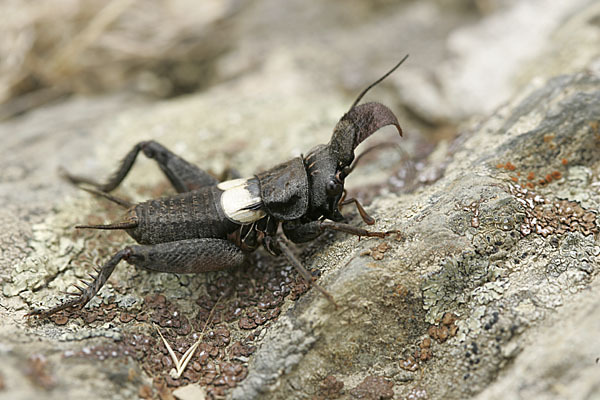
29,55 -> 408,317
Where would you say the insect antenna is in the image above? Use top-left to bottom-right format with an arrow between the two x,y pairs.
78,186 -> 133,208
348,54 -> 409,111
76,221 -> 138,230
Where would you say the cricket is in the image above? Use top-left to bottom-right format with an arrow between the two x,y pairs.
28,55 -> 408,318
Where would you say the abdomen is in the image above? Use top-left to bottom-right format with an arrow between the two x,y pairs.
127,186 -> 238,245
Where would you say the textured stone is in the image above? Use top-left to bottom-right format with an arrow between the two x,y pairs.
1,1 -> 599,399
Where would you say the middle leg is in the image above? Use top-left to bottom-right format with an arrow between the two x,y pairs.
63,140 -> 219,193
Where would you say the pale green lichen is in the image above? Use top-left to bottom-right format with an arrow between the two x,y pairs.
556,165 -> 595,208
59,328 -> 123,342
2,194 -> 136,312
3,215 -> 84,298
472,280 -> 506,305
422,252 -> 506,324
422,194 -> 524,324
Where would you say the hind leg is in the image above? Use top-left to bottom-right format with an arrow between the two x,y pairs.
28,238 -> 245,318
63,140 -> 219,193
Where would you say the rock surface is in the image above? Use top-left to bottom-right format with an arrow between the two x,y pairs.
234,66 -> 600,400
1,1 -> 600,400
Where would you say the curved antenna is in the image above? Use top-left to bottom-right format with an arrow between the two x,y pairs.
348,54 -> 409,112
78,186 -> 133,208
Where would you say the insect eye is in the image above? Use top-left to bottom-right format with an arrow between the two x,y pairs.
326,180 -> 342,197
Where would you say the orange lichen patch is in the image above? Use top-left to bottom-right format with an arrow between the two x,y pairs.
428,325 -> 449,343
404,314 -> 459,370
50,314 -> 69,325
419,349 -> 432,362
415,346 -> 433,362
442,313 -> 457,325
498,151 -> 570,192
543,134 -> 555,142
395,284 -> 409,297
411,337 -> 434,362
361,241 -> 391,260
421,337 -> 432,348
428,312 -> 459,344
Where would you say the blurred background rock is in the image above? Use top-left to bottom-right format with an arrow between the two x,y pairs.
2,0 -> 597,124
0,0 -> 238,119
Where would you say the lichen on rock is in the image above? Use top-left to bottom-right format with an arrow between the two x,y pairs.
237,70 -> 600,399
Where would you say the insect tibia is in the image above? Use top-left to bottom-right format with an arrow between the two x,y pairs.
27,249 -> 126,319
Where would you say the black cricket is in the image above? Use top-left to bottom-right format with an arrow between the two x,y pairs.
29,55 -> 408,317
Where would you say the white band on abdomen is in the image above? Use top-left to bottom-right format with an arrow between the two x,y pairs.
218,178 -> 266,224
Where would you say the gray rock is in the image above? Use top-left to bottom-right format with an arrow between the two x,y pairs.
1,2 -> 600,400
231,70 -> 600,399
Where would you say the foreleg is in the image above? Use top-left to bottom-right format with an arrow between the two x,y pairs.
338,189 -> 375,225
279,220 -> 398,307
63,140 -> 218,193
283,219 -> 397,244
